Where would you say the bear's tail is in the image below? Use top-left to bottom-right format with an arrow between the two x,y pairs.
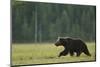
83,47 -> 91,56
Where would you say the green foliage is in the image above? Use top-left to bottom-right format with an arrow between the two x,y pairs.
12,1 -> 96,43
12,43 -> 95,65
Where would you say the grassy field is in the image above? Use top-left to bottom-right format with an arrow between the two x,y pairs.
12,42 -> 96,66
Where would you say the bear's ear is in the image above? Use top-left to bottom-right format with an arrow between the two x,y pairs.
59,38 -> 65,42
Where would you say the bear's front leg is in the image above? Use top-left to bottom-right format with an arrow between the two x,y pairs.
58,50 -> 68,57
70,51 -> 74,56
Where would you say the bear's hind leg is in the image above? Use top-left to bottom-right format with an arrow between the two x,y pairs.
76,51 -> 81,57
83,48 -> 91,56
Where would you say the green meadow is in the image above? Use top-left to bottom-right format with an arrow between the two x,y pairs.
12,43 -> 96,66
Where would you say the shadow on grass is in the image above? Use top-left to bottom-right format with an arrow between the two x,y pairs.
45,56 -> 57,59
19,56 -> 58,61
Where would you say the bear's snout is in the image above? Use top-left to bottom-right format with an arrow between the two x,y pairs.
55,42 -> 59,46
55,41 -> 62,46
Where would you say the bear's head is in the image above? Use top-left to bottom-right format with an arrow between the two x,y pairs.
55,37 -> 73,46
55,37 -> 67,46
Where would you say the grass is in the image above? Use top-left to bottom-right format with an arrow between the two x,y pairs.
12,42 -> 96,66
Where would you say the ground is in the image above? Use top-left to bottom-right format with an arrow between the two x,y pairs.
12,42 -> 95,66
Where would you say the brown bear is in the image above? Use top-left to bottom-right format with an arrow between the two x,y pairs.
55,37 -> 91,57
